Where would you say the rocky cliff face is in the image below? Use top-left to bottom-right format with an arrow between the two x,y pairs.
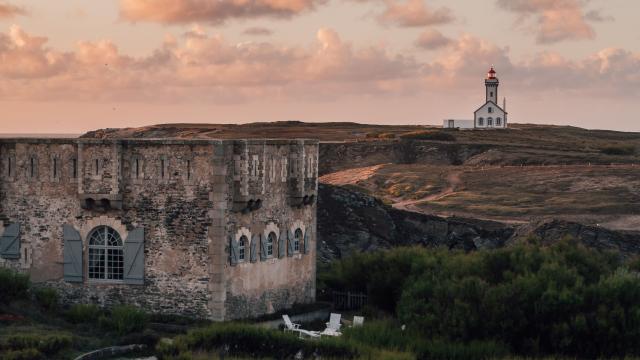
510,219 -> 640,256
317,184 -> 640,263
317,183 -> 515,263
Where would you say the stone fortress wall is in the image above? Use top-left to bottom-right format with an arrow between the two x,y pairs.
0,138 -> 318,320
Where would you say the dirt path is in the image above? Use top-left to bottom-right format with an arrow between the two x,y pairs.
392,170 -> 463,212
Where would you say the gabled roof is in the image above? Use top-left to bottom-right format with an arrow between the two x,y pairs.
473,100 -> 507,114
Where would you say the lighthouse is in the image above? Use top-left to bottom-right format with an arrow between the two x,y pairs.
473,66 -> 507,128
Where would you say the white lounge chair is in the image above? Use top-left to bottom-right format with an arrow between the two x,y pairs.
320,313 -> 342,336
352,316 -> 364,327
282,315 -> 320,339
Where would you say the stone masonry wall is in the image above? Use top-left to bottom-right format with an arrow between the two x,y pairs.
0,138 -> 318,320
223,140 -> 318,320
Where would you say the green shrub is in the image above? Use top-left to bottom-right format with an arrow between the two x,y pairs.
322,240 -> 640,358
100,305 -> 148,335
65,304 -> 102,324
0,268 -> 30,303
3,334 -> 72,356
342,319 -> 417,351
365,132 -> 396,139
33,287 -> 58,310
601,145 -> 635,155
415,340 -> 509,360
156,323 -> 358,359
400,130 -> 456,141
2,348 -> 44,360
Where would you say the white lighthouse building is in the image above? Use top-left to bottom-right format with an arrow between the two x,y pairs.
443,66 -> 508,129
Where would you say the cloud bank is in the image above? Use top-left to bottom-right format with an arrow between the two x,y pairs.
496,0 -> 610,44
0,25 -> 638,104
0,1 -> 26,19
119,0 -> 327,24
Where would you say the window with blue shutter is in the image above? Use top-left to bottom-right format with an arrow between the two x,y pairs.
229,236 -> 238,266
260,233 -> 270,261
123,227 -> 145,285
250,234 -> 259,263
287,229 -> 294,257
278,230 -> 286,259
304,227 -> 311,254
63,224 -> 83,282
0,223 -> 20,259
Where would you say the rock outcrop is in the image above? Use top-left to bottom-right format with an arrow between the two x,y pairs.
317,184 -> 640,263
317,183 -> 515,263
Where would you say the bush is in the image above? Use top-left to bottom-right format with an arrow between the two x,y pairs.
0,268 -> 30,303
2,348 -> 44,360
365,132 -> 397,139
65,304 -> 102,324
400,130 -> 456,141
33,287 -> 58,310
156,323 -> 358,359
322,240 -> 640,358
2,334 -> 72,356
601,145 -> 635,155
100,305 -> 148,335
415,340 -> 509,360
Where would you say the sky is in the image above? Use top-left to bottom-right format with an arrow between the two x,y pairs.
0,0 -> 639,133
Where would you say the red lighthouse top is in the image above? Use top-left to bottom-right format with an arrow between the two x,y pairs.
487,66 -> 496,79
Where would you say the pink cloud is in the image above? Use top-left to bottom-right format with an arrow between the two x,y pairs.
243,26 -> 274,36
0,2 -> 26,19
415,29 -> 452,50
377,0 -> 454,27
0,26 -> 638,104
119,0 -> 327,24
496,0 -> 605,44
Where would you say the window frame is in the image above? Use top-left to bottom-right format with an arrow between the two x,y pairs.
87,226 -> 124,283
266,232 -> 276,258
238,235 -> 247,262
478,117 -> 484,126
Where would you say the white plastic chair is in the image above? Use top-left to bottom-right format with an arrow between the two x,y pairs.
282,315 -> 300,332
282,315 -> 320,339
320,313 -> 342,336
352,316 -> 364,327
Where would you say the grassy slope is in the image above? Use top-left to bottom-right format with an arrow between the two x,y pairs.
321,163 -> 640,229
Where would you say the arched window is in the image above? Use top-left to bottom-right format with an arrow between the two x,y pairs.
238,235 -> 247,262
478,117 -> 484,126
267,232 -> 276,257
496,117 -> 502,126
294,229 -> 303,253
88,226 -> 123,281
487,118 -> 493,126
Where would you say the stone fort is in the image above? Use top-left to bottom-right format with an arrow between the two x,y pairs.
0,137 -> 318,320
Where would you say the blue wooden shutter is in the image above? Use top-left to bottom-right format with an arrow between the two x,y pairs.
0,223 -> 20,259
304,227 -> 311,254
250,234 -> 259,263
229,236 -> 238,266
63,224 -> 83,282
260,234 -> 268,261
278,230 -> 286,259
124,227 -> 145,285
287,229 -> 294,257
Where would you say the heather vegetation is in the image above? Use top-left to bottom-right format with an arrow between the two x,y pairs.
0,271 -> 158,359
319,239 -> 640,358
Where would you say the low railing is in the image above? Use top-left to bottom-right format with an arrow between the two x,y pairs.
332,291 -> 368,310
